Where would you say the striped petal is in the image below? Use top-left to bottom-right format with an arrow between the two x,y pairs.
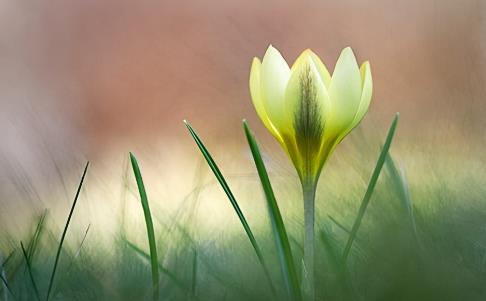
284,55 -> 329,180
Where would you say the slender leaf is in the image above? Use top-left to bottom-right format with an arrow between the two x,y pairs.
27,209 -> 48,263
342,113 -> 399,262
123,239 -> 194,297
243,120 -> 302,301
327,215 -> 351,234
385,153 -> 420,245
130,153 -> 160,300
21,242 -> 41,301
184,120 -> 277,299
1,251 -> 14,270
46,161 -> 89,301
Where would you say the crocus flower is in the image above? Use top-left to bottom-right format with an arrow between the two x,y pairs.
249,45 -> 372,186
249,45 -> 372,300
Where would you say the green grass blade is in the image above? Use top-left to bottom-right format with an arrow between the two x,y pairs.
342,113 -> 399,263
327,215 -> 351,234
46,161 -> 89,301
123,239 -> 194,297
129,153 -> 160,301
27,209 -> 48,263
243,120 -> 302,301
1,251 -> 15,270
184,120 -> 277,299
21,242 -> 41,301
385,153 -> 420,244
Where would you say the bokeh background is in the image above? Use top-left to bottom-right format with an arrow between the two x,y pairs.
1,0 -> 485,236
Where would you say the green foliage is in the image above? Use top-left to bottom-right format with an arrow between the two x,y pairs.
184,120 -> 277,298
0,114 -> 485,301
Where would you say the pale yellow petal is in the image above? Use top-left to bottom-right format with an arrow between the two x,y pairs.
249,58 -> 279,135
260,45 -> 291,133
350,61 -> 373,129
307,50 -> 332,88
327,47 -> 362,135
291,49 -> 331,88
249,57 -> 282,141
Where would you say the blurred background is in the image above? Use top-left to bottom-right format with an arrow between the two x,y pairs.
0,0 -> 485,236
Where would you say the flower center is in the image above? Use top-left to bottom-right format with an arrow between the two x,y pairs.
293,64 -> 324,179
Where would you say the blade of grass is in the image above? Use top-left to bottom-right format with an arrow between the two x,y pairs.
1,251 -> 14,270
27,209 -> 48,263
46,161 -> 89,301
129,153 -> 160,301
385,153 -> 420,245
243,120 -> 302,301
20,242 -> 41,301
327,215 -> 351,234
184,120 -> 277,299
342,113 -> 399,263
123,239 -> 192,296
52,224 -> 92,298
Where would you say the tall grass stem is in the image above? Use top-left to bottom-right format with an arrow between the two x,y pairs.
46,161 -> 89,301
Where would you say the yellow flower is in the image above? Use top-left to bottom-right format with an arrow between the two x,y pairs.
249,45 -> 372,185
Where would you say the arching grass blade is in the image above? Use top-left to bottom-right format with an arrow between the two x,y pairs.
342,113 -> 399,263
184,120 -> 277,299
129,153 -> 160,301
243,120 -> 302,301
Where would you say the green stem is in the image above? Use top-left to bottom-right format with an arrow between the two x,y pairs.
302,181 -> 316,301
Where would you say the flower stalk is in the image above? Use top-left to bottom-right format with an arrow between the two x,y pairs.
302,180 -> 317,300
